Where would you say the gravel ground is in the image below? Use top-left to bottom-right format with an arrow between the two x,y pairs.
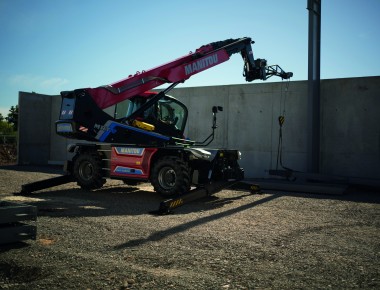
0,144 -> 16,165
0,165 -> 379,289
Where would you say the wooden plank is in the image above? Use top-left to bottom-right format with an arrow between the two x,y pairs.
243,179 -> 347,195
268,170 -> 348,183
0,224 -> 37,245
0,201 -> 37,224
20,174 -> 73,194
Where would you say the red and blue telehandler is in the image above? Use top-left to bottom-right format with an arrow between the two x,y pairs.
21,37 -> 292,213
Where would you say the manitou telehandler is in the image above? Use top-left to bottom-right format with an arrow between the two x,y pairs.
21,37 -> 292,212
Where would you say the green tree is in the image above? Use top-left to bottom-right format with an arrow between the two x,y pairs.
0,113 -> 3,122
0,120 -> 13,135
5,105 -> 18,131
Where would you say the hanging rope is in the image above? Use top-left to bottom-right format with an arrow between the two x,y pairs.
276,79 -> 292,172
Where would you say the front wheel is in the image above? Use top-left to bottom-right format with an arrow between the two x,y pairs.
151,156 -> 191,197
73,151 -> 106,190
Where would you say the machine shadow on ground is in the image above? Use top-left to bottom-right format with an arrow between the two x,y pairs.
12,185 -> 161,217
10,175 -> 380,219
114,193 -> 279,250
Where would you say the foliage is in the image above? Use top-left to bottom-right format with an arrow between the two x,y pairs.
0,105 -> 18,136
5,105 -> 18,131
0,121 -> 15,135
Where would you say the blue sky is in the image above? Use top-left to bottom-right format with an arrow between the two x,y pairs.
0,0 -> 379,117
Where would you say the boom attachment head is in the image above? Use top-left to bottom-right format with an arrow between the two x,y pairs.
206,37 -> 293,82
238,39 -> 293,81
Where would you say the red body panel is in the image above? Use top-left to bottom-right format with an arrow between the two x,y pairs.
110,147 -> 158,179
88,49 -> 230,109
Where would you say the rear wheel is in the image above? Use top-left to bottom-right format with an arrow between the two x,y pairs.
151,156 -> 191,197
73,151 -> 105,190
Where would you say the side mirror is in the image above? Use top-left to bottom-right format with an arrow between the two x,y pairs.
196,106 -> 223,146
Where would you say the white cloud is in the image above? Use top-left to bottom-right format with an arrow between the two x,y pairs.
9,74 -> 40,87
40,77 -> 69,88
8,74 -> 69,92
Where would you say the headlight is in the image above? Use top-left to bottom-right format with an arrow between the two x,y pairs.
238,151 -> 242,160
187,148 -> 212,160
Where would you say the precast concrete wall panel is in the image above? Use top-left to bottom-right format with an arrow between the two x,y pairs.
18,92 -> 52,165
320,76 -> 380,178
170,86 -> 229,149
271,81 -> 309,173
49,95 -> 68,163
172,81 -> 310,178
17,76 -> 380,180
227,83 -> 278,177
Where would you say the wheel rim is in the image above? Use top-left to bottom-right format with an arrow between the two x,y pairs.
79,161 -> 94,181
158,166 -> 176,190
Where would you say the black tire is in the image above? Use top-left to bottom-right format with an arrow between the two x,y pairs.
73,151 -> 105,190
151,156 -> 191,197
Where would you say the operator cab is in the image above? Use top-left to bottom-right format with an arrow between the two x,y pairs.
115,94 -> 188,139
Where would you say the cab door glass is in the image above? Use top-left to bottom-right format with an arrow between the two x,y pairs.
158,99 -> 187,131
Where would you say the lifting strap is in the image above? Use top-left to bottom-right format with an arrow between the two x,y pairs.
275,79 -> 293,173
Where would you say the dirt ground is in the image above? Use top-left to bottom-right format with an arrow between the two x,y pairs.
0,165 -> 379,289
0,144 -> 17,166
